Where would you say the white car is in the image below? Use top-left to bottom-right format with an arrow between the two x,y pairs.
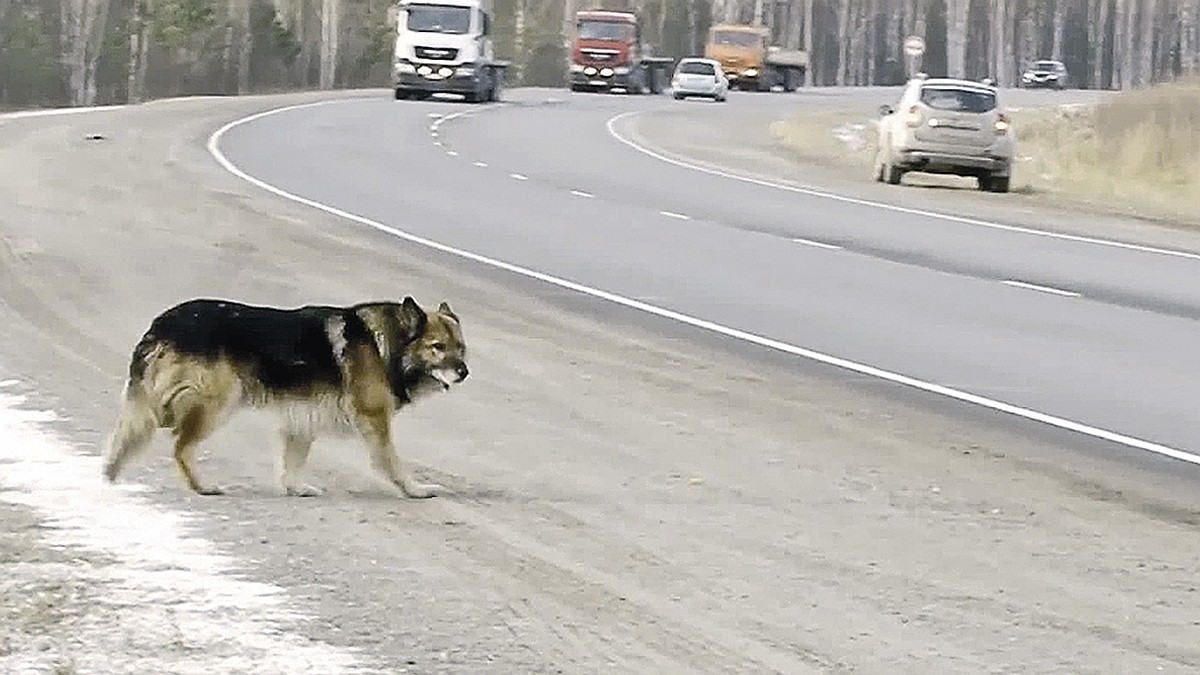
874,76 -> 1016,193
671,58 -> 728,102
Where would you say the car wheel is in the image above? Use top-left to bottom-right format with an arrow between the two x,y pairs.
978,175 -> 992,191
883,154 -> 903,185
989,176 -> 1011,193
673,92 -> 684,100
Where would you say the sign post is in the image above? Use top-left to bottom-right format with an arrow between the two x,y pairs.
903,35 -> 925,79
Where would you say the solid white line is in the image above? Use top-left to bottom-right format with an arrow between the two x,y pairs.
473,161 -> 488,168
605,111 -> 1200,263
510,173 -> 529,180
1003,280 -> 1081,297
792,237 -> 843,250
205,100 -> 1200,469
659,210 -> 691,220
0,104 -> 127,121
570,190 -> 594,198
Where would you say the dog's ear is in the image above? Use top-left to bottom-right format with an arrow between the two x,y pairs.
398,296 -> 427,337
438,301 -> 459,322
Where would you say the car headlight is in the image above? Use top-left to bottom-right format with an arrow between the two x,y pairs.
614,66 -> 630,75
1046,73 -> 1059,78
1021,73 -> 1032,80
600,68 -> 614,77
584,66 -> 598,76
455,66 -> 475,77
743,68 -> 758,77
395,61 -> 416,75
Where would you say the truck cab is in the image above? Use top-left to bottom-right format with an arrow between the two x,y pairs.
569,10 -> 669,94
392,0 -> 507,102
705,23 -> 805,92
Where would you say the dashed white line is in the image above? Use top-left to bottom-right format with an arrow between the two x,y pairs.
473,161 -> 488,168
433,141 -> 443,147
510,173 -> 529,181
605,110 -> 1200,263
791,238 -> 843,250
570,190 -> 594,198
659,210 -> 691,220
207,99 -> 1200,471
1002,280 -> 1081,297
446,150 -> 458,157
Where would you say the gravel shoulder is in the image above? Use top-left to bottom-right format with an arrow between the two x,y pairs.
1,90 -> 1198,673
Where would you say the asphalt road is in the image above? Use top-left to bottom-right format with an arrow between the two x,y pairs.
2,88 -> 1199,673
221,87 -> 1200,463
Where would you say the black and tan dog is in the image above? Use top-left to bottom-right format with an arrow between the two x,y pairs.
101,297 -> 468,498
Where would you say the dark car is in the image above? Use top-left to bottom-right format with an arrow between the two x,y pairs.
1020,59 -> 1069,90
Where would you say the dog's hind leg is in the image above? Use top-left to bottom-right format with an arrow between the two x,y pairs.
356,411 -> 442,499
170,400 -> 227,496
280,432 -> 322,497
102,382 -> 159,483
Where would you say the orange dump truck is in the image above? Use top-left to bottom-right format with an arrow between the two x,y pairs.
704,23 -> 807,92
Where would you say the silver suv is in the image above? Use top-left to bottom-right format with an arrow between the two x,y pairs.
874,76 -> 1016,193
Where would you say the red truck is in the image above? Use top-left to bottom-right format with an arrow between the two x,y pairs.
568,10 -> 673,94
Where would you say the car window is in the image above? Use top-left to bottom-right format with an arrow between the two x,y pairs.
1034,60 -> 1060,70
919,87 -> 997,113
678,61 -> 716,76
711,31 -> 759,48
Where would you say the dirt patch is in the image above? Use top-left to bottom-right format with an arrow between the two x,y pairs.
769,80 -> 1200,228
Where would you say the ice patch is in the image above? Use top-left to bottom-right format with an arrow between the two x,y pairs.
0,386 -> 364,674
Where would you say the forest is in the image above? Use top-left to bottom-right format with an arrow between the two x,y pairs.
1,0 -> 1197,108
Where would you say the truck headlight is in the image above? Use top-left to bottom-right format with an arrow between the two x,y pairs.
395,61 -> 416,75
600,68 -> 614,77
614,66 -> 630,75
743,68 -> 758,77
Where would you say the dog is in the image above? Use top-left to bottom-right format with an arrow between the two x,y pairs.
101,297 -> 468,498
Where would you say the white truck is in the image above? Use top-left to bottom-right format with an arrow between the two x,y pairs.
392,0 -> 509,103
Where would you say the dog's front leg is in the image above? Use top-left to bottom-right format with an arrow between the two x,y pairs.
280,432 -> 323,497
356,411 -> 442,499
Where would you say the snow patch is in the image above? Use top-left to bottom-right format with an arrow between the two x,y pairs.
832,122 -> 870,152
0,386 -> 363,674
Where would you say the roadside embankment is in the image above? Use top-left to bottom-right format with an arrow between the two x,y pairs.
769,78 -> 1200,227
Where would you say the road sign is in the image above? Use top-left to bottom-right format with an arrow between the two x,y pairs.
903,35 -> 926,57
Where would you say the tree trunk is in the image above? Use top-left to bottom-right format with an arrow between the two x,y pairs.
1052,0 -> 1067,61
1090,0 -> 1110,88
837,0 -> 851,85
127,0 -> 152,103
319,0 -> 340,89
1138,0 -> 1156,85
1114,0 -> 1133,88
803,0 -> 814,84
238,0 -> 252,93
84,0 -> 112,105
1184,0 -> 1198,75
946,0 -> 969,78
514,0 -> 526,83
991,0 -> 1008,84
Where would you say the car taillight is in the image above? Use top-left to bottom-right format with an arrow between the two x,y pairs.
905,105 -> 922,127
994,112 -> 1011,134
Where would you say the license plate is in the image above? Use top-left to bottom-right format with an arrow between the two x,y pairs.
589,80 -> 606,86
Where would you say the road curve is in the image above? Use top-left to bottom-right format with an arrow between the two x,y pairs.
217,89 -> 1200,466
1,89 -> 1198,673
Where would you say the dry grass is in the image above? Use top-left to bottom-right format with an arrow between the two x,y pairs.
769,78 -> 1200,226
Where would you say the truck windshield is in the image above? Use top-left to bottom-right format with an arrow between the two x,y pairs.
711,31 -> 760,48
919,87 -> 997,113
406,5 -> 471,34
577,20 -> 634,42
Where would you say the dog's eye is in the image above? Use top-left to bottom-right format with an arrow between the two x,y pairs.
430,342 -> 445,351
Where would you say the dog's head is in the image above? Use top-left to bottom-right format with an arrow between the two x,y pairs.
397,297 -> 469,391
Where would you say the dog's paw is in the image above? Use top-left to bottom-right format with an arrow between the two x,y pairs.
401,482 -> 443,499
285,483 -> 324,498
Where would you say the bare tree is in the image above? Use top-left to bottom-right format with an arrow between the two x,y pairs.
946,0 -> 969,77
1090,0 -> 1111,88
1052,0 -> 1067,61
1138,0 -> 1157,85
319,0 -> 340,88
837,0 -> 851,85
803,0 -> 813,84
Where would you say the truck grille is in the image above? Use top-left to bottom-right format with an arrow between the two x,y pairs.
414,46 -> 459,61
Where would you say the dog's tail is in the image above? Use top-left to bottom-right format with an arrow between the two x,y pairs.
101,335 -> 170,483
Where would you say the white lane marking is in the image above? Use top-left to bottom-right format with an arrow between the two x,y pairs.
207,101 -> 1200,469
605,111 -> 1200,263
570,190 -> 594,198
659,210 -> 691,220
792,237 -> 843,250
510,173 -> 529,181
431,131 -> 438,138
473,161 -> 488,168
0,388 -> 361,673
447,150 -> 458,157
0,379 -> 19,388
0,104 -> 127,121
1003,280 -> 1081,297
